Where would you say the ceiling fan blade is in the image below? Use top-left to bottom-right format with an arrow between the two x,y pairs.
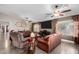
61,9 -> 71,13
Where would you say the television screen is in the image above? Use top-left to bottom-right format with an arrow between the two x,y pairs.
41,20 -> 51,29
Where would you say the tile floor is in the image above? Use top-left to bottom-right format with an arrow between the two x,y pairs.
0,32 -> 79,54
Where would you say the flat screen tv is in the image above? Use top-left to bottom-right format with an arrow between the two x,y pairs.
40,20 -> 51,29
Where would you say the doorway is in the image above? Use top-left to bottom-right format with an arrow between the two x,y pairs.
0,21 -> 10,52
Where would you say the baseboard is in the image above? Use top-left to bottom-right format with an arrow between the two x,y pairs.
61,39 -> 74,44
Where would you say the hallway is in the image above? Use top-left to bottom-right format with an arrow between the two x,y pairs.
0,31 -> 24,54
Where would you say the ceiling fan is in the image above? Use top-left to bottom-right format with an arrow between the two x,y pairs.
53,4 -> 71,16
45,4 -> 71,18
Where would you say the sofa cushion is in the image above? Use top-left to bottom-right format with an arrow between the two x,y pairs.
18,31 -> 31,38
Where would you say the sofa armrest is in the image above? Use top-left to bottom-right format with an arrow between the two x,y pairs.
37,38 -> 48,45
37,38 -> 49,53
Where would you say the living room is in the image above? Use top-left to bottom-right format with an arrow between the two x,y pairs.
0,4 -> 79,54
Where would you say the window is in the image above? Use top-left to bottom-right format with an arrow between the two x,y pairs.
56,20 -> 74,36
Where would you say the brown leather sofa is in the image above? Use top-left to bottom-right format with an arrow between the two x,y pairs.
37,34 -> 61,53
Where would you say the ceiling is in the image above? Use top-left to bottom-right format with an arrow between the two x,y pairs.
0,4 -> 79,22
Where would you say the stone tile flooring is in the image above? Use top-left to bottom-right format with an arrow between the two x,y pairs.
0,32 -> 79,54
35,40 -> 79,54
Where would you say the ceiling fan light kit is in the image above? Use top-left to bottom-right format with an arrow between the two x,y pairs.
53,4 -> 71,17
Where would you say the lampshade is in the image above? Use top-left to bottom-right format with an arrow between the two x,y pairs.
30,32 -> 35,37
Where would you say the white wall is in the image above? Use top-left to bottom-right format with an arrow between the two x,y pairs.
0,13 -> 32,32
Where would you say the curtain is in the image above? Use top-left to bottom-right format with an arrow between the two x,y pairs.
72,15 -> 79,21
72,15 -> 79,44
